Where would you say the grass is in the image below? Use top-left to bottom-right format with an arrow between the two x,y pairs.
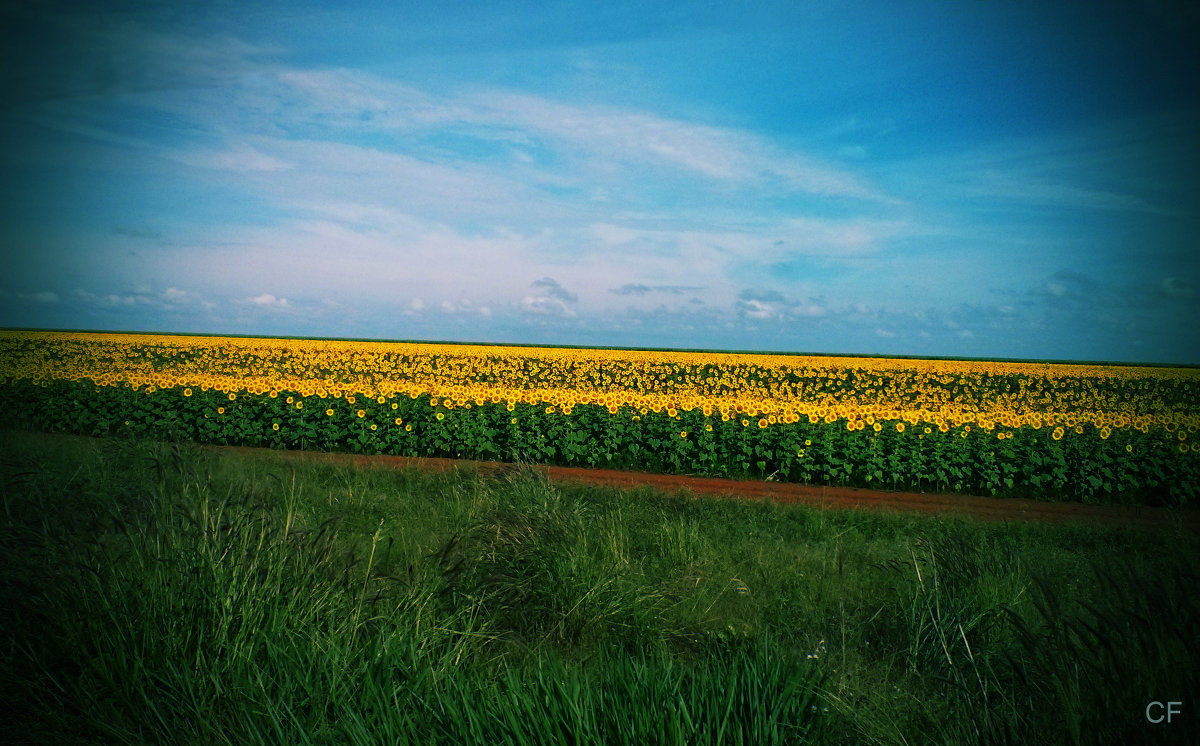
2,430 -> 1196,744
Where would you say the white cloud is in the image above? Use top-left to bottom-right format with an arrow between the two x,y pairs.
789,301 -> 825,318
889,111 -> 1195,217
519,278 -> 577,317
176,142 -> 292,173
589,218 -> 905,266
439,300 -> 485,316
182,65 -> 891,204
100,55 -> 916,326
519,295 -> 576,317
70,286 -> 214,311
737,299 -> 776,320
248,293 -> 288,307
473,90 -> 890,199
74,288 -> 146,307
0,290 -> 61,304
271,69 -> 453,131
964,173 -> 1166,214
530,277 -> 577,302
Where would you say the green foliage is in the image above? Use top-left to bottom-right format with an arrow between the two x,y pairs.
2,432 -> 1196,745
2,379 -> 1197,505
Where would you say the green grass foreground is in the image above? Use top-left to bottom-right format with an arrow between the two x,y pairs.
1,431 -> 1196,745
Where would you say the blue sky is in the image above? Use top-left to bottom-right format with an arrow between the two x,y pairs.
2,0 -> 1197,363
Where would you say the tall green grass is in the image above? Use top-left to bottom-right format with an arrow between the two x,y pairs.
1,431 -> 1195,744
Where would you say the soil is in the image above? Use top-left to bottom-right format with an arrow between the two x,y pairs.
213,446 -> 1200,533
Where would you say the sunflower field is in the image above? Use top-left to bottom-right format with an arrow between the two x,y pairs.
1,330 -> 1198,505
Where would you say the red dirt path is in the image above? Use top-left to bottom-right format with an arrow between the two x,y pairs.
213,446 -> 1200,533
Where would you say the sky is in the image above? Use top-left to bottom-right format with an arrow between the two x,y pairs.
1,0 -> 1198,364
